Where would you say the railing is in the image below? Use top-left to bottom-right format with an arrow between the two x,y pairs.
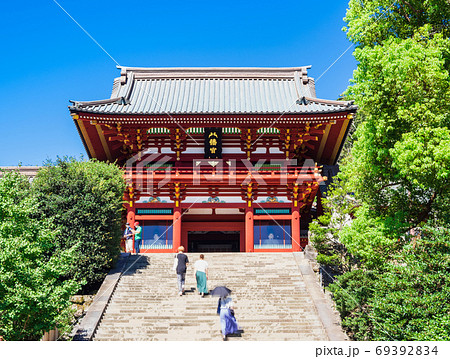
122,166 -> 323,178
254,244 -> 293,249
122,166 -> 325,192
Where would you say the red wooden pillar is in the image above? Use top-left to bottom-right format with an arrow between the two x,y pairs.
127,207 -> 136,230
289,181 -> 301,252
170,182 -> 185,252
245,204 -> 254,252
242,182 -> 256,252
126,207 -> 136,253
173,207 -> 182,252
292,209 -> 301,252
124,181 -> 137,253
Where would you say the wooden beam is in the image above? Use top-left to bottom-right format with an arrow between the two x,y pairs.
253,215 -> 292,220
96,124 -> 112,162
77,120 -> 97,158
316,123 -> 331,163
108,136 -> 125,142
135,215 -> 173,220
330,116 -> 351,164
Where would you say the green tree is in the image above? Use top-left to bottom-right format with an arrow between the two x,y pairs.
330,226 -> 450,341
32,158 -> 125,291
310,0 -> 450,340
344,0 -> 450,47
346,28 -> 450,230
0,170 -> 80,340
310,174 -> 358,272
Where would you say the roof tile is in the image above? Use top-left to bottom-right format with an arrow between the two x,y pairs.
70,67 -> 356,115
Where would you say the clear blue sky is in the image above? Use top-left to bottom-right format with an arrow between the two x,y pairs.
0,0 -> 356,166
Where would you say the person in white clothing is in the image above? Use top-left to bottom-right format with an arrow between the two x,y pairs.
194,254 -> 209,296
123,223 -> 133,253
217,295 -> 240,340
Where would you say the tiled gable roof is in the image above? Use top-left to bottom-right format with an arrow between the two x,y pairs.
70,66 -> 356,115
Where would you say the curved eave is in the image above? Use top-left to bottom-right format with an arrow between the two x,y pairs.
72,115 -> 93,159
69,107 -> 357,117
331,115 -> 353,166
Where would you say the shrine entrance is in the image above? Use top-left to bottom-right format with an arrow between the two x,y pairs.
181,222 -> 245,252
71,66 -> 357,254
188,231 -> 240,252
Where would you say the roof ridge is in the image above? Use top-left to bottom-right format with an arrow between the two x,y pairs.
118,66 -> 313,81
117,65 -> 312,71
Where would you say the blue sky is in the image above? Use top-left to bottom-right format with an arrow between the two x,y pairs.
0,0 -> 356,166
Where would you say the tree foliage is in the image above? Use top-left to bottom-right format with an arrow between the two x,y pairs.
330,227 -> 450,341
310,0 -> 450,340
344,0 -> 450,47
346,27 -> 450,229
310,174 -> 358,272
0,170 -> 80,340
32,158 -> 125,291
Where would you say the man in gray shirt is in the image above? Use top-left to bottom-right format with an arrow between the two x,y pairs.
173,246 -> 189,296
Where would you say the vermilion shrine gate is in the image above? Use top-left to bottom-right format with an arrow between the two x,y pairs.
69,67 -> 356,253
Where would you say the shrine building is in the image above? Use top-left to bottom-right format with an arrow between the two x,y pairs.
69,66 -> 356,253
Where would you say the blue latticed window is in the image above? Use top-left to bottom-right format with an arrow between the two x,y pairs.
136,208 -> 173,215
254,220 -> 292,249
254,208 -> 291,215
140,220 -> 173,249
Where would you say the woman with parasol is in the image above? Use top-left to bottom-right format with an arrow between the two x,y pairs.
211,286 -> 240,341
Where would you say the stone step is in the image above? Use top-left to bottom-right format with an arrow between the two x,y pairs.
93,253 -> 331,341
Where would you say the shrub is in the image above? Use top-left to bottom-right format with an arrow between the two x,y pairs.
32,158 -> 125,291
0,170 -> 80,340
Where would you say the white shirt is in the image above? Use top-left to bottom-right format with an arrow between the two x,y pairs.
220,297 -> 233,309
194,259 -> 208,273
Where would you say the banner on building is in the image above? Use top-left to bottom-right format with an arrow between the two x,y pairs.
204,127 -> 222,159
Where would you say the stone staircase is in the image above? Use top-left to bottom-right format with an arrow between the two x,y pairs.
93,253 -> 331,341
